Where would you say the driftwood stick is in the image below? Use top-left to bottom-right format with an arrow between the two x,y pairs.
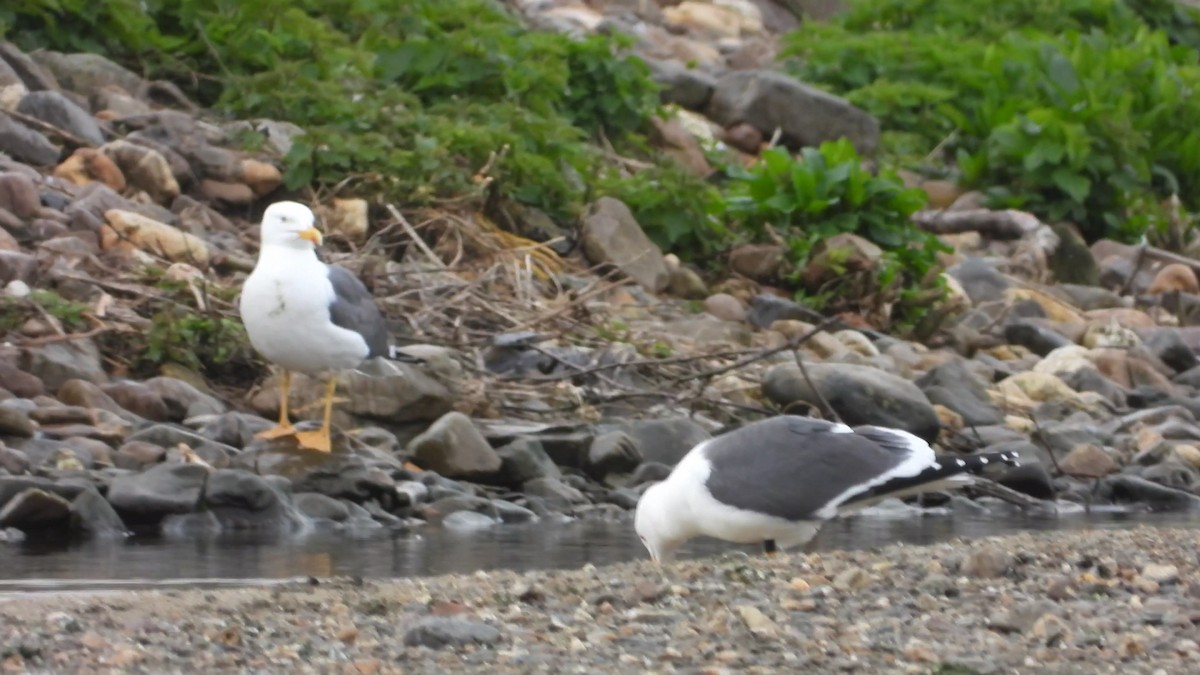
912,208 -> 1043,239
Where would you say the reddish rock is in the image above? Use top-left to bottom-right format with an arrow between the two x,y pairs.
1148,263 -> 1200,295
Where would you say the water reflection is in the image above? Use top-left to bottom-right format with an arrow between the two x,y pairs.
1,510 -> 1197,592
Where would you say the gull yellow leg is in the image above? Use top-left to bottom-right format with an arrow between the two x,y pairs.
294,376 -> 337,453
254,371 -> 297,440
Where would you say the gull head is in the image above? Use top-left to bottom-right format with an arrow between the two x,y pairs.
260,201 -> 323,249
634,481 -> 687,565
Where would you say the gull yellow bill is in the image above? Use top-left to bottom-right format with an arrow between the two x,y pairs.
298,227 -> 324,245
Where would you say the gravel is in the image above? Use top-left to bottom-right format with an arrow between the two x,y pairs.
1,526 -> 1198,673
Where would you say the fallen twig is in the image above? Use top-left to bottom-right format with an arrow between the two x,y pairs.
386,203 -> 446,269
0,107 -> 98,148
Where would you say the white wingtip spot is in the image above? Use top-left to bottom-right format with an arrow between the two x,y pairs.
956,459 -> 966,467
932,462 -> 942,470
979,457 -> 988,465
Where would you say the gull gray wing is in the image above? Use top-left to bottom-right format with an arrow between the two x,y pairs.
701,416 -> 931,522
326,265 -> 389,359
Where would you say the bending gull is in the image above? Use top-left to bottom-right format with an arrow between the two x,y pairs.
634,415 -> 1019,563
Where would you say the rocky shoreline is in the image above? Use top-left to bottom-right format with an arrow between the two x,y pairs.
0,526 -> 1197,673
2,2 -> 1200,548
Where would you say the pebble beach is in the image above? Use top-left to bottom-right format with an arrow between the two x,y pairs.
2,526 -> 1199,674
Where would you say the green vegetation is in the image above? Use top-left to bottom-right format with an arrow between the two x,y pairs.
141,308 -> 251,377
718,139 -> 945,321
0,0 -> 719,254
0,290 -> 90,333
9,0 -> 1197,333
782,0 -> 1200,243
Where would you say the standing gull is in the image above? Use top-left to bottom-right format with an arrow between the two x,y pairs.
239,200 -> 396,453
634,415 -> 1018,563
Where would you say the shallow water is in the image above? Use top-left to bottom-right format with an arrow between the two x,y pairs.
2,508 -> 1198,593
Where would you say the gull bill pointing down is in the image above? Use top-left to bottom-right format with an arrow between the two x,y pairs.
634,415 -> 1019,563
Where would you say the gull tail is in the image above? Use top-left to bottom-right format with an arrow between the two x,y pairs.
845,451 -> 1020,506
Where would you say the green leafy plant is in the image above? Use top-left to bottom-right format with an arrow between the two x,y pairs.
0,290 -> 90,333
782,0 -> 1200,244
717,139 -> 946,323
1,0 -> 718,259
141,309 -> 253,377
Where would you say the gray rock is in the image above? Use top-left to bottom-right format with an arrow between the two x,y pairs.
1031,421 -> 1110,458
125,425 -> 236,468
1056,284 -> 1124,311
658,316 -> 752,346
916,359 -> 1003,426
491,499 -> 538,523
31,50 -> 146,98
409,411 -> 502,479
522,476 -> 587,510
0,405 -> 35,437
745,293 -> 822,329
580,197 -> 670,292
106,463 -> 209,522
1046,222 -> 1098,286
764,363 -> 941,442
16,91 -> 105,146
1144,329 -> 1199,374
1003,321 -> 1073,357
69,487 -> 126,538
160,511 -> 221,538
494,437 -> 561,486
0,114 -> 60,166
0,476 -> 87,509
529,431 -> 594,470
192,412 -> 272,448
20,339 -> 107,391
1063,368 -> 1127,408
9,437 -> 91,469
403,617 -> 502,649
629,461 -> 672,486
610,417 -> 711,467
0,171 -> 39,219
705,69 -> 879,155
329,359 -> 454,423
1139,461 -> 1198,491
222,118 -> 306,157
645,57 -> 715,109
585,431 -> 643,482
947,258 -> 1012,305
988,600 -> 1058,635
0,250 -> 38,284
422,494 -> 493,520
442,510 -> 498,530
202,468 -> 304,531
395,480 -> 429,506
0,487 -> 71,530
1101,474 -> 1200,511
142,377 -> 226,420
995,462 -> 1056,500
99,381 -> 170,421
0,445 -> 30,474
0,43 -> 59,91
289,457 -> 397,506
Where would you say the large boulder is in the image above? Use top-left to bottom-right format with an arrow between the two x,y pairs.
764,362 -> 941,441
408,412 -> 502,479
580,197 -> 670,292
705,69 -> 880,155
